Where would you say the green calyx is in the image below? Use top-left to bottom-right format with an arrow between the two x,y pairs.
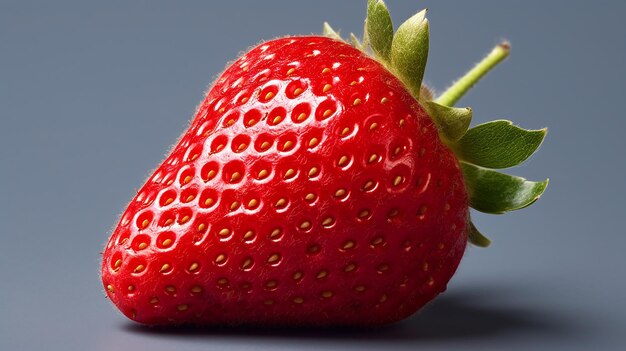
323,0 -> 548,247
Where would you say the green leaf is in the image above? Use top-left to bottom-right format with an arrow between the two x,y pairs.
366,0 -> 393,62
390,9 -> 429,99
468,221 -> 491,247
461,162 -> 549,214
423,101 -> 472,142
349,33 -> 364,50
453,120 -> 546,169
322,22 -> 343,41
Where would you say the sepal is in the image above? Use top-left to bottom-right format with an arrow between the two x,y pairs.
461,162 -> 549,214
423,101 -> 472,143
453,120 -> 546,169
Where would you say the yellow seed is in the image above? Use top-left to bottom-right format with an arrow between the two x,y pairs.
358,209 -> 370,218
180,215 -> 190,224
308,137 -> 319,147
231,172 -> 241,182
293,297 -> 304,304
241,258 -> 253,270
107,285 -> 115,293
149,297 -> 159,304
188,262 -> 199,272
394,146 -> 402,156
323,109 -> 333,118
316,270 -> 328,279
350,81 -> 358,86
399,118 -> 406,127
284,169 -> 295,178
334,188 -> 346,197
166,179 -> 174,185
275,198 -> 287,207
204,198 -> 214,207
247,199 -> 258,208
283,140 -> 294,150
246,118 -> 257,126
190,153 -> 199,161
287,68 -> 296,75
293,88 -> 304,96
308,167 -> 319,177
305,193 -> 316,201
371,237 -> 384,246
164,197 -> 174,205
272,115 -> 282,124
197,223 -> 206,231
164,218 -> 174,226
217,278 -> 228,285
215,254 -> 227,264
322,67 -> 331,74
321,291 -> 333,298
342,240 -> 355,250
230,201 -> 240,210
337,155 -> 348,167
140,219 -> 149,229
226,119 -> 235,126
165,285 -> 176,293
368,154 -> 378,163
243,230 -> 255,240
363,180 -> 375,190
162,238 -> 173,247
321,217 -> 334,227
270,228 -> 282,239
369,122 -> 379,131
241,97 -> 249,104
264,91 -> 275,100
393,175 -> 404,186
340,127 -> 350,136
134,264 -> 145,273
183,175 -> 192,184
257,169 -> 269,179
299,220 -> 311,230
322,84 -> 332,93
260,141 -> 270,150
206,170 -> 216,181
190,286 -> 203,294
218,107 -> 225,113
344,263 -> 356,272
237,143 -> 247,152
296,112 -> 307,122
355,285 -> 366,292
353,98 -> 362,106
267,253 -> 280,264
381,97 -> 389,104
265,280 -> 277,288
160,263 -> 171,272
293,271 -> 303,280
127,285 -> 135,292
114,259 -> 122,268
177,304 -> 189,311
137,242 -> 148,250
218,228 -> 231,237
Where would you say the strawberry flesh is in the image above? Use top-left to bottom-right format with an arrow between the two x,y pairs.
102,37 -> 468,326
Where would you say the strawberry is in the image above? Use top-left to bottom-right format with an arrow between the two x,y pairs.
102,0 -> 547,327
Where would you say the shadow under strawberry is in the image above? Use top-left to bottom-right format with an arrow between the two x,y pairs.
122,285 -> 577,342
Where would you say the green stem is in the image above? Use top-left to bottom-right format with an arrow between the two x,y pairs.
436,42 -> 510,107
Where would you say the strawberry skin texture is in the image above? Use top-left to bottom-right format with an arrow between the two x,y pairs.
102,36 -> 468,326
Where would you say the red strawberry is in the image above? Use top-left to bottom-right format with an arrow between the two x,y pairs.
102,1 -> 547,327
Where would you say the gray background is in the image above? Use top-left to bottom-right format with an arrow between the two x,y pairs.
1,0 -> 625,350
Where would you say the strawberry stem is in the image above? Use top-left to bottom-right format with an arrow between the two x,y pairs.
436,42 -> 510,107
